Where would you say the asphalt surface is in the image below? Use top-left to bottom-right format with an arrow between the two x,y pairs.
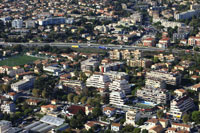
0,42 -> 166,51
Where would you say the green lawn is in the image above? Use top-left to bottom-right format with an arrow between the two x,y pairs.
0,55 -> 40,66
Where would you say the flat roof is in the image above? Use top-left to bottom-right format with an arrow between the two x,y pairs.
24,121 -> 41,130
40,115 -> 65,126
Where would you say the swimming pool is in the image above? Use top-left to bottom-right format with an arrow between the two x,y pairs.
140,101 -> 156,106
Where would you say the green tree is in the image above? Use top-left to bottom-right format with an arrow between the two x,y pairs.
153,57 -> 160,63
62,95 -> 67,101
142,129 -> 148,133
120,118 -> 125,125
32,89 -> 40,97
67,93 -> 74,102
80,96 -> 87,104
157,110 -> 164,119
0,84 -> 10,93
133,128 -> 141,133
12,45 -> 23,52
15,111 -> 23,119
101,95 -> 109,104
92,107 -> 102,118
69,118 -> 77,128
86,97 -> 92,105
182,114 -> 190,123
131,86 -> 140,96
73,96 -> 80,104
136,118 -> 147,125
42,90 -> 48,98
122,125 -> 134,132
192,111 -> 200,124
21,103 -> 29,111
80,72 -> 87,82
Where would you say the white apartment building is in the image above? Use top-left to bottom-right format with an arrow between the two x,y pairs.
12,19 -> 23,28
94,25 -> 109,33
130,12 -> 142,23
7,68 -> 25,77
145,77 -> 166,89
175,10 -> 199,20
25,20 -> 36,28
0,120 -> 12,133
81,58 -> 99,72
109,79 -> 131,94
124,109 -> 141,126
99,62 -> 124,73
86,73 -> 111,89
38,17 -> 66,26
1,102 -> 16,114
109,91 -> 127,106
104,71 -> 128,81
169,96 -> 195,118
11,75 -> 35,92
61,79 -> 85,89
146,71 -> 181,86
153,18 -> 185,28
43,66 -> 61,73
137,86 -> 170,104
109,50 -> 121,60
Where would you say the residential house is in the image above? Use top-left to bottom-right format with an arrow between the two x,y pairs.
67,105 -> 85,117
3,92 -> 18,101
85,105 -> 94,115
171,123 -> 191,132
143,38 -> 155,47
41,105 -> 57,113
85,121 -> 107,131
149,125 -> 163,133
26,99 -> 39,106
51,99 -> 57,105
103,107 -> 116,117
188,36 -> 200,46
157,38 -> 170,48
190,83 -> 200,91
174,89 -> 187,97
124,109 -> 141,126
111,123 -> 121,132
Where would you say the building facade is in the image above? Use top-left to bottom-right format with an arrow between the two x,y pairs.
124,109 -> 141,126
146,71 -> 181,86
12,19 -> 23,28
169,96 -> 195,118
86,73 -> 111,89
11,75 -> 35,92
109,79 -> 131,94
109,91 -> 127,106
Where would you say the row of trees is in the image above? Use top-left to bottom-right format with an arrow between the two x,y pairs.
66,92 -> 109,106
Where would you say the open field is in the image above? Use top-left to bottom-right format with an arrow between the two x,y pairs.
0,55 -> 40,66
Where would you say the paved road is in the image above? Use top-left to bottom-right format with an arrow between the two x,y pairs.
0,42 -> 166,51
19,95 -> 49,101
0,42 -> 198,55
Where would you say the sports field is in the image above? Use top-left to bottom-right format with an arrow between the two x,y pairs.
0,55 -> 40,66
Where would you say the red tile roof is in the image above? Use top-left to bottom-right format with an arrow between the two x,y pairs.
68,105 -> 85,115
